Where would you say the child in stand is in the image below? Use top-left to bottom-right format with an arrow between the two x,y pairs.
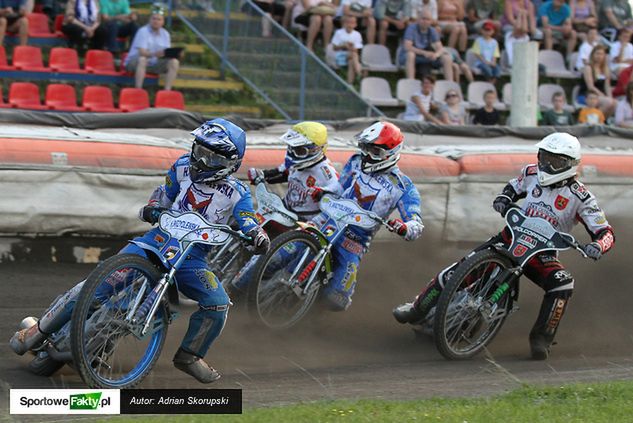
331,15 -> 364,83
471,20 -> 501,84
578,92 -> 606,124
473,89 -> 501,125
541,92 -> 575,126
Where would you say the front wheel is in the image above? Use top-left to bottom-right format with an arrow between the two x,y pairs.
433,249 -> 514,360
247,230 -> 324,330
70,254 -> 169,388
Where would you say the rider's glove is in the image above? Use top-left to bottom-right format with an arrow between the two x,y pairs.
388,219 -> 408,237
139,205 -> 167,225
583,242 -> 603,261
246,227 -> 270,255
307,187 -> 325,201
247,168 -> 265,185
492,195 -> 512,217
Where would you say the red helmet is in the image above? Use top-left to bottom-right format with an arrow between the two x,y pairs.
354,122 -> 404,173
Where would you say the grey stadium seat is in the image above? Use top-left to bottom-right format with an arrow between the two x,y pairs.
467,81 -> 507,111
360,77 -> 401,106
538,49 -> 577,79
361,44 -> 398,72
396,78 -> 421,102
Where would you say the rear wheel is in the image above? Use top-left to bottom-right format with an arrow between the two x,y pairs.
433,249 -> 514,360
247,230 -> 324,330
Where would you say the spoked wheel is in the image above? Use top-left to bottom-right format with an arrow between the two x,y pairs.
207,243 -> 250,289
247,230 -> 323,330
433,249 -> 514,360
70,254 -> 168,388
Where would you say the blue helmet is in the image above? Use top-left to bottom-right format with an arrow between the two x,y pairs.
189,118 -> 246,183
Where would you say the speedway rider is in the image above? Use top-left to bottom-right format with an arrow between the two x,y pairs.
10,118 -> 270,383
317,121 -> 424,311
393,132 -> 615,360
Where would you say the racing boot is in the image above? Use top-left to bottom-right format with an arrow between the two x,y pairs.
9,317 -> 45,356
392,303 -> 425,324
529,332 -> 553,360
173,348 -> 221,383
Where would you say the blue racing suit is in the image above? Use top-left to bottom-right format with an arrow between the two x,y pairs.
119,154 -> 260,358
315,154 -> 424,311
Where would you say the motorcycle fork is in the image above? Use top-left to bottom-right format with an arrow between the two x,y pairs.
482,266 -> 522,319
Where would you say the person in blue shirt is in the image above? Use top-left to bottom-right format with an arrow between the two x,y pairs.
539,0 -> 578,56
0,0 -> 29,46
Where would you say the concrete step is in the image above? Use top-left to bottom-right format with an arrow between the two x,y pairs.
186,103 -> 263,117
179,66 -> 221,79
165,78 -> 243,90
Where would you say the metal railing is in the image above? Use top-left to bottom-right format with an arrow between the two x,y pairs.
176,0 -> 383,121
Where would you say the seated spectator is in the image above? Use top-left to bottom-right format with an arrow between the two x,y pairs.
294,0 -> 336,51
375,0 -> 412,46
541,92 -> 575,125
599,0 -> 633,43
0,0 -> 29,46
575,26 -> 599,71
437,0 -> 467,52
445,47 -> 474,83
330,15 -> 363,83
338,0 -> 376,44
504,25 -> 530,68
610,28 -> 633,76
62,0 -> 108,51
614,81 -> 633,127
402,74 -> 442,122
124,7 -> 179,90
473,89 -> 500,125
411,0 -> 438,27
501,0 -> 536,38
471,20 -> 501,83
579,44 -> 617,117
613,64 -> 633,97
570,0 -> 597,35
282,0 -> 297,29
538,0 -> 577,57
250,1 -> 296,36
465,0 -> 501,36
440,89 -> 466,124
399,9 -> 453,80
578,92 -> 606,124
100,0 -> 138,53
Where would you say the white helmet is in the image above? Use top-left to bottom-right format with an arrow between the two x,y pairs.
535,132 -> 581,186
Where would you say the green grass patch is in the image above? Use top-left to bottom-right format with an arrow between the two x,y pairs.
105,379 -> 633,423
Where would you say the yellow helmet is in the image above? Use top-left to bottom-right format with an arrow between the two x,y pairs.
280,121 -> 328,170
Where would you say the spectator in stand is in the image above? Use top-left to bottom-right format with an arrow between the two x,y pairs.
610,28 -> 633,76
570,0 -> 597,35
598,0 -> 633,42
0,0 -> 29,46
465,0 -> 501,35
124,6 -> 179,90
579,44 -> 617,117
339,0 -> 376,44
538,0 -> 577,57
411,0 -> 438,27
473,89 -> 501,125
541,92 -> 575,125
100,0 -> 138,53
294,0 -> 337,51
504,25 -> 530,68
614,81 -> 633,127
439,89 -> 466,124
375,0 -> 412,46
578,92 -> 606,123
446,47 -> 474,82
471,20 -> 501,83
330,15 -> 363,83
399,9 -> 453,80
62,0 -> 108,51
402,74 -> 443,122
437,0 -> 467,52
575,26 -> 599,71
501,0 -> 537,38
613,64 -> 633,97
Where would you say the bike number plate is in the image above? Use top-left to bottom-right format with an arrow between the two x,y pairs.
320,196 -> 377,229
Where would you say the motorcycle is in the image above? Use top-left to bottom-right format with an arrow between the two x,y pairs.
246,194 -> 396,330
429,205 -> 588,360
15,211 -> 251,388
206,181 -> 298,292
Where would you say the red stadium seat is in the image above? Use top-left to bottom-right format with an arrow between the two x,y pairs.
53,14 -> 65,37
45,84 -> 85,111
84,50 -> 120,75
27,13 -> 57,38
155,90 -> 185,110
119,88 -> 150,112
0,86 -> 12,108
48,47 -> 84,73
12,46 -> 47,71
82,85 -> 119,112
9,82 -> 47,110
0,45 -> 12,70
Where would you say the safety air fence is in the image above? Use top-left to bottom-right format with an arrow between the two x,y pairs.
175,0 -> 383,121
0,112 -> 632,262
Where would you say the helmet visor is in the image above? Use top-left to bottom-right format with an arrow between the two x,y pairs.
358,141 -> 389,160
538,149 -> 578,174
191,142 -> 237,171
287,144 -> 321,160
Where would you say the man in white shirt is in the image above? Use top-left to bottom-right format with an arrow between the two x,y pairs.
330,15 -> 364,83
610,28 -> 633,75
504,26 -> 530,68
575,27 -> 599,71
124,7 -> 180,90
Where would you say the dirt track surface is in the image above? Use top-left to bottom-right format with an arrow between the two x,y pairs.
1,224 -> 633,421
